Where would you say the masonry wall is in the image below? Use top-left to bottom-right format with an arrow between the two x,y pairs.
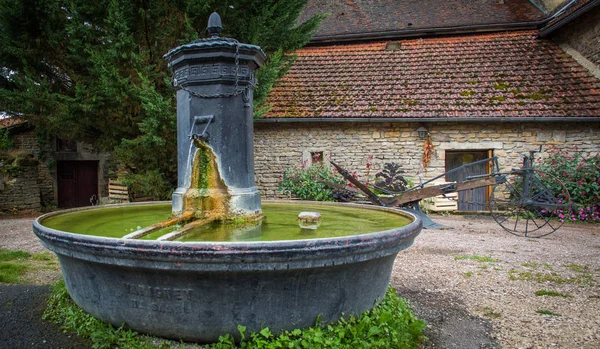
9,130 -> 55,208
552,6 -> 600,67
254,121 -> 600,198
536,0 -> 567,12
0,160 -> 41,212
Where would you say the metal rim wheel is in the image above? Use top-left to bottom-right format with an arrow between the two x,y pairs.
489,170 -> 572,238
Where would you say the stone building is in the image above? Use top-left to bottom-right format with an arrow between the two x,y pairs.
254,0 -> 600,210
0,118 -> 110,211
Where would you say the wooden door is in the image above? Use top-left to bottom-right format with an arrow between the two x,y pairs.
57,161 -> 98,208
445,151 -> 490,211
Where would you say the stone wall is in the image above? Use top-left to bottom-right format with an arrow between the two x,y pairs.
254,121 -> 600,198
11,131 -> 55,207
0,160 -> 41,212
552,6 -> 600,68
535,0 -> 567,12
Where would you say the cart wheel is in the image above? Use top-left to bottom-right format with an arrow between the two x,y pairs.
489,170 -> 572,238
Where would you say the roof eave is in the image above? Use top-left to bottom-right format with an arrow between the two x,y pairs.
308,21 -> 547,45
257,117 -> 600,124
539,0 -> 600,37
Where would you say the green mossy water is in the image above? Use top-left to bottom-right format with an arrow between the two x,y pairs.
41,204 -> 172,239
41,203 -> 411,242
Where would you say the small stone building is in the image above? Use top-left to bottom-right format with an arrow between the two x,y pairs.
0,118 -> 110,211
254,0 -> 600,210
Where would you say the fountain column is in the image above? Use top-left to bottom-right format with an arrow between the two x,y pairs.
164,12 -> 266,219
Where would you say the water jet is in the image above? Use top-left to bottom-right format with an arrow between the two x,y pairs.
33,12 -> 422,343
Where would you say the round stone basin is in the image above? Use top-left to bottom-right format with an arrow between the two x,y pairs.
33,200 -> 422,342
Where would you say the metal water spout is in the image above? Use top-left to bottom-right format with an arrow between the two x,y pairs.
163,12 -> 267,220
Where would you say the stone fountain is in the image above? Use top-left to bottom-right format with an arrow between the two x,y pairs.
33,13 -> 422,343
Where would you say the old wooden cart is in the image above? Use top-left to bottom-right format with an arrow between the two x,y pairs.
333,147 -> 574,238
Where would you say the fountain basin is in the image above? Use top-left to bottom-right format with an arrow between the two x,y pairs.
33,201 -> 421,342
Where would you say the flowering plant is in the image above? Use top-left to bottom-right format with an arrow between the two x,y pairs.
537,146 -> 600,223
537,146 -> 600,206
277,160 -> 346,201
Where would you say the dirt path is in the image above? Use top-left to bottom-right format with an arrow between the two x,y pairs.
2,214 -> 599,348
0,284 -> 91,349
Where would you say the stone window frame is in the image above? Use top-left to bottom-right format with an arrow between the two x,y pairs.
301,150 -> 331,168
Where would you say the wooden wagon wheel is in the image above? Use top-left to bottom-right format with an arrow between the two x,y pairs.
489,170 -> 573,238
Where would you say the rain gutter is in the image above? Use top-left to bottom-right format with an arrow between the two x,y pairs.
256,117 -> 600,124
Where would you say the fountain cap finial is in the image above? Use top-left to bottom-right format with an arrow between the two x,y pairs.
207,12 -> 223,38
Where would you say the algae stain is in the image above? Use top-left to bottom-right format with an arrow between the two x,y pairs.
183,140 -> 231,221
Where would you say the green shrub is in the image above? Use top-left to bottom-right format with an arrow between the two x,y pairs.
0,128 -> 13,151
537,147 -> 600,206
537,147 -> 600,222
278,162 -> 346,201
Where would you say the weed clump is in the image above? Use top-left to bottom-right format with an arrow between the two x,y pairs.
45,282 -> 427,348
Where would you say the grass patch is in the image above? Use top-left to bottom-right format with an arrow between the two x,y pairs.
0,263 -> 28,283
0,249 -> 59,284
481,306 -> 502,319
0,250 -> 30,261
45,281 -> 427,349
454,255 -> 499,263
464,271 -> 473,278
536,309 -> 560,316
535,290 -> 573,298
31,252 -> 54,261
508,269 -> 594,285
564,264 -> 589,273
522,262 -> 538,269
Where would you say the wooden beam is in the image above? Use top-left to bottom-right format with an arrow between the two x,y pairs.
384,177 -> 499,206
330,161 -> 384,206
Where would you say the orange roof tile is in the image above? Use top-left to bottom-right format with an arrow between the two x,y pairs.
0,116 -> 26,129
265,31 -> 600,119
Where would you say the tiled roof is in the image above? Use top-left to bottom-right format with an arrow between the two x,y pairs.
300,0 -> 545,39
0,116 -> 26,129
264,31 -> 600,119
540,0 -> 600,36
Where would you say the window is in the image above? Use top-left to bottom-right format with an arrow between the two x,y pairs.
311,151 -> 324,164
56,138 -> 77,152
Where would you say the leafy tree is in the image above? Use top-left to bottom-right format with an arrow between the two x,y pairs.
0,0 -> 324,198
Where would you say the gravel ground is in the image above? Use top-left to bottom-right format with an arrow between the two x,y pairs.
1,214 -> 599,348
393,214 -> 600,349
